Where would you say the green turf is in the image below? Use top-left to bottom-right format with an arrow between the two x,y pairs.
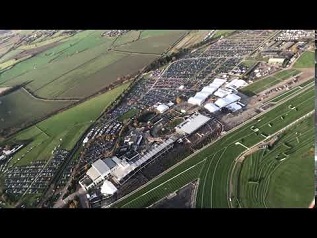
236,116 -> 314,208
5,82 -> 130,167
139,30 -> 180,39
117,31 -> 188,54
114,86 -> 314,208
118,108 -> 139,122
113,31 -> 141,47
293,51 -> 314,68
241,69 -> 301,95
0,88 -> 73,132
0,30 -> 184,102
241,60 -> 258,68
212,30 -> 236,38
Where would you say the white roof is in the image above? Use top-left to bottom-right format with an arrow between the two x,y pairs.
188,97 -> 205,106
209,78 -> 226,88
156,104 -> 169,113
226,102 -> 242,112
101,180 -> 118,195
225,79 -> 248,89
214,94 -> 241,108
176,113 -> 211,134
195,92 -> 210,99
87,159 -> 111,181
201,86 -> 218,94
86,167 -> 102,181
214,88 -> 229,98
178,85 -> 185,90
167,102 -> 174,107
215,98 -> 230,108
111,163 -> 135,182
204,103 -> 220,113
225,93 -> 241,103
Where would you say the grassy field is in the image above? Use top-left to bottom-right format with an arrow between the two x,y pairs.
4,82 -> 130,167
236,116 -> 314,208
293,51 -> 314,68
114,86 -> 314,208
117,31 -> 188,54
240,60 -> 258,68
0,88 -> 73,133
118,108 -> 139,122
212,30 -> 236,38
0,30 -> 187,99
241,69 -> 301,96
0,30 -> 186,133
18,35 -> 70,50
113,31 -> 141,47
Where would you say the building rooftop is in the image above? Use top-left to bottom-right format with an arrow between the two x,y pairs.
175,113 -> 211,135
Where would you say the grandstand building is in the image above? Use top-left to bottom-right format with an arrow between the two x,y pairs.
79,156 -> 122,190
175,113 -> 211,135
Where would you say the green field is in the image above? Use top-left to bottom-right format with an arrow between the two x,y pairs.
3,82 -> 130,167
113,31 -> 141,47
0,30 -> 187,100
0,30 -> 186,133
114,86 -> 314,208
0,88 -> 73,133
293,51 -> 314,68
117,31 -> 187,54
212,30 -> 236,38
118,108 -> 139,122
235,116 -> 314,208
241,69 -> 301,96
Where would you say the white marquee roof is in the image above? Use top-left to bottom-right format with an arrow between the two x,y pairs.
204,103 -> 220,113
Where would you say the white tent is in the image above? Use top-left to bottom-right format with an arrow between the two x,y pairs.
209,78 -> 226,88
195,92 -> 210,99
201,86 -> 218,95
215,98 -> 230,108
214,88 -> 229,98
156,104 -> 169,113
204,103 -> 220,113
226,102 -> 242,112
188,97 -> 205,106
225,93 -> 241,103
101,180 -> 118,196
225,79 -> 248,89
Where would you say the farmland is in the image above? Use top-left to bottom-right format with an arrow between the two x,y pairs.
0,88 -> 73,133
293,51 -> 314,68
0,30 -> 188,133
240,69 -> 301,96
235,116 -> 314,208
116,31 -> 187,54
3,82 -> 130,167
0,30 -> 188,99
114,86 -> 314,208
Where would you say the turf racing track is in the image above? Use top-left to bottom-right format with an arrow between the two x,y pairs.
113,86 -> 314,208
